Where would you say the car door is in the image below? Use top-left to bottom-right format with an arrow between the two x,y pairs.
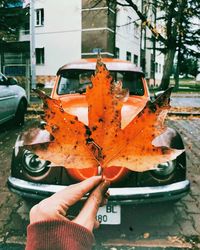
0,74 -> 16,124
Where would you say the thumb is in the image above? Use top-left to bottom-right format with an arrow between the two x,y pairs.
73,180 -> 110,232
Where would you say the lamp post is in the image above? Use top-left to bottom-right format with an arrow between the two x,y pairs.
30,0 -> 36,89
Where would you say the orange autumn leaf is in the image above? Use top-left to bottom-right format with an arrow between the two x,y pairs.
25,90 -> 98,169
24,58 -> 184,172
86,58 -> 127,161
104,101 -> 183,171
86,60 -> 183,171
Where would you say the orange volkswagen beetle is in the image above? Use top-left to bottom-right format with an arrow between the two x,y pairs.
8,58 -> 189,225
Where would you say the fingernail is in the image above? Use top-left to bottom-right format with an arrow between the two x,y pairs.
100,180 -> 110,194
104,191 -> 110,199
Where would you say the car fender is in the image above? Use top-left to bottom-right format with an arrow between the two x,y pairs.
17,128 -> 51,147
152,126 -> 186,173
13,86 -> 28,113
153,127 -> 185,150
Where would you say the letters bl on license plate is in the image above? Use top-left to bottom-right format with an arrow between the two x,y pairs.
96,205 -> 121,225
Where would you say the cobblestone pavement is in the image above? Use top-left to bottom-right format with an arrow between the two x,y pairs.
0,115 -> 199,249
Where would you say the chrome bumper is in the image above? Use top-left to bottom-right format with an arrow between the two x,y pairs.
8,176 -> 190,204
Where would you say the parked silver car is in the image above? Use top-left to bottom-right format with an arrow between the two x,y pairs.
0,73 -> 28,126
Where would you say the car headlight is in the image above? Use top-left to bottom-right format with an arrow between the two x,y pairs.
22,150 -> 49,175
152,160 -> 176,177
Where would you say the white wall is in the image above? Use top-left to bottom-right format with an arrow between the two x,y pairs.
154,9 -> 165,83
35,0 -> 82,76
145,27 -> 152,79
155,50 -> 164,82
143,5 -> 165,84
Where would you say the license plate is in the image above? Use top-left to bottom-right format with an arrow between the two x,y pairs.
96,205 -> 121,225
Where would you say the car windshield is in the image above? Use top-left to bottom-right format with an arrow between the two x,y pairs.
57,69 -> 144,96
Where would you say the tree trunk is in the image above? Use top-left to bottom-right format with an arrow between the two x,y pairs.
159,48 -> 176,90
174,63 -> 180,91
0,50 -> 4,73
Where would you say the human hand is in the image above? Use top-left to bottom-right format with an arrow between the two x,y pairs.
29,176 -> 110,232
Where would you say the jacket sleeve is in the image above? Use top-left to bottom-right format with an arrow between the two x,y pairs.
26,220 -> 94,250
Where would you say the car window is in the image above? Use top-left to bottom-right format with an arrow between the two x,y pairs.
58,70 -> 93,94
0,73 -> 7,85
110,71 -> 144,96
57,69 -> 144,96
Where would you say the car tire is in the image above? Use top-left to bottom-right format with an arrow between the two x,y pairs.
15,99 -> 27,126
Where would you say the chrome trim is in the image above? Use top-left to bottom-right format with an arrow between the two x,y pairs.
8,177 -> 190,203
0,95 -> 17,101
109,180 -> 190,198
8,176 -> 65,193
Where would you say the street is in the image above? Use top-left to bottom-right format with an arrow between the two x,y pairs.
170,97 -> 200,107
0,100 -> 200,249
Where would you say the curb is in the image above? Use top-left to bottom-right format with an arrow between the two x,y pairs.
96,238 -> 194,249
168,112 -> 200,116
26,109 -> 200,117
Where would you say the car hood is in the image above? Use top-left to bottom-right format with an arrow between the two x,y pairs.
59,94 -> 148,129
19,95 -> 148,146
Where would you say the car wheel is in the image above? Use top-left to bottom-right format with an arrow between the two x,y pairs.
15,99 -> 27,126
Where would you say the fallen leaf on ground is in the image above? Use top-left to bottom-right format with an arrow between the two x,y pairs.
167,236 -> 185,244
143,232 -> 150,239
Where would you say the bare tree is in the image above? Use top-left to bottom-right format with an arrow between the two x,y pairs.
93,0 -> 200,90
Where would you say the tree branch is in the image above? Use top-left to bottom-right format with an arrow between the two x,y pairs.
116,1 -> 130,7
116,0 -> 167,45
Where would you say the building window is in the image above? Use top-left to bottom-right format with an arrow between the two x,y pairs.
140,49 -> 145,71
36,48 -> 45,65
126,51 -> 131,61
134,54 -> 138,66
35,8 -> 44,26
23,22 -> 29,34
155,62 -> 158,73
134,23 -> 139,38
115,47 -> 120,58
127,16 -> 132,33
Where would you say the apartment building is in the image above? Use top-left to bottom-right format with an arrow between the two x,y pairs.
1,0 -> 165,87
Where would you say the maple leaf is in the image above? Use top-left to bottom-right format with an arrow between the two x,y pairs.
24,58 -> 184,172
86,59 -> 125,162
24,90 -> 98,169
103,98 -> 183,171
85,59 -> 183,171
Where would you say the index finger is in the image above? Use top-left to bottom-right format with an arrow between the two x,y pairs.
51,176 -> 103,208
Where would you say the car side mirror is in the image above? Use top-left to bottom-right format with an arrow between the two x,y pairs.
7,77 -> 18,85
39,121 -> 47,129
154,90 -> 164,99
